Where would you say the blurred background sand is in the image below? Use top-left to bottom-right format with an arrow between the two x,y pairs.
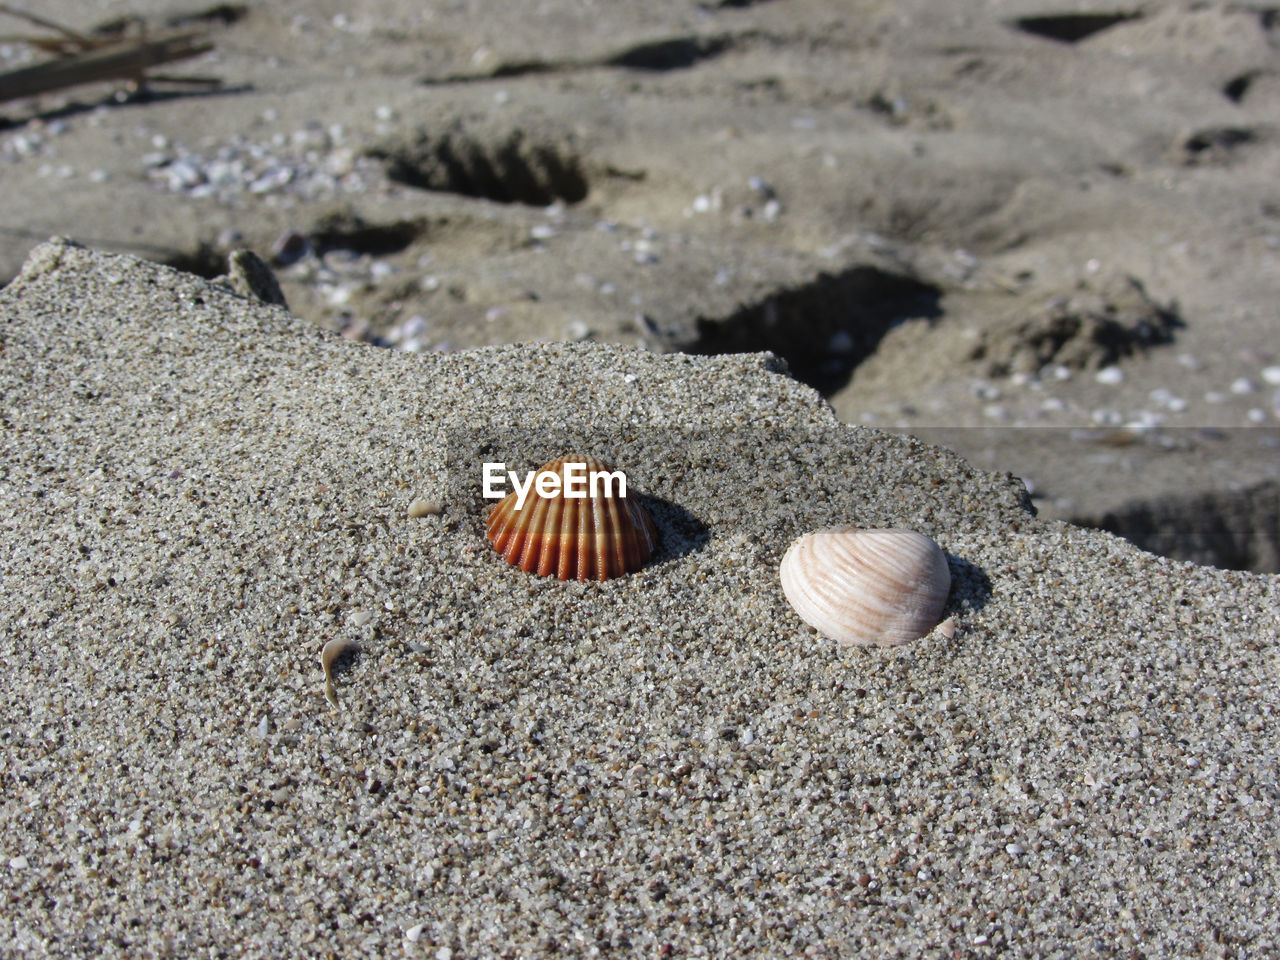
3,0 -> 1278,569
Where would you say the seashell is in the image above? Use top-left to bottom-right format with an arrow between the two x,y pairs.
320,637 -> 360,710
779,527 -> 951,647
486,455 -> 658,581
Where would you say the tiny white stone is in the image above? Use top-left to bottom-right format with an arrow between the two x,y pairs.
1231,377 -> 1258,394
9,855 -> 29,870
1262,366 -> 1280,386
1095,366 -> 1124,385
349,609 -> 374,627
405,924 -> 425,942
1247,408 -> 1266,423
1091,408 -> 1123,426
1005,843 -> 1025,855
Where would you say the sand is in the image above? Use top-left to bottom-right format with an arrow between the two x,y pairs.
3,0 -> 1280,570
2,240 -> 1277,956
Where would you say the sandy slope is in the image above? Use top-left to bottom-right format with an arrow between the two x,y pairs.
2,240 -> 1277,956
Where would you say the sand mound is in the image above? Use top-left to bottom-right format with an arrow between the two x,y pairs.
2,241 -> 1277,955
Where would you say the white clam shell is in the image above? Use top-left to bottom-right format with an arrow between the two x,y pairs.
779,527 -> 951,647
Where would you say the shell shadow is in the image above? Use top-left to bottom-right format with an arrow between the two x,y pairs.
943,553 -> 993,616
643,493 -> 711,570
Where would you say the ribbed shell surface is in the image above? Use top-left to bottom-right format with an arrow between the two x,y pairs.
779,527 -> 951,647
486,456 -> 659,581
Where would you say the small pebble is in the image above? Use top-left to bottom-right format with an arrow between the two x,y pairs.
408,499 -> 443,518
1262,366 -> 1280,386
1095,366 -> 1124,385
1091,408 -> 1123,426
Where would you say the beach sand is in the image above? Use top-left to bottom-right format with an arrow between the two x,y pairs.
4,0 -> 1280,569
2,240 -> 1277,955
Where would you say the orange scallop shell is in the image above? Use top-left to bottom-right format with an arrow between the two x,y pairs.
486,456 -> 659,581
